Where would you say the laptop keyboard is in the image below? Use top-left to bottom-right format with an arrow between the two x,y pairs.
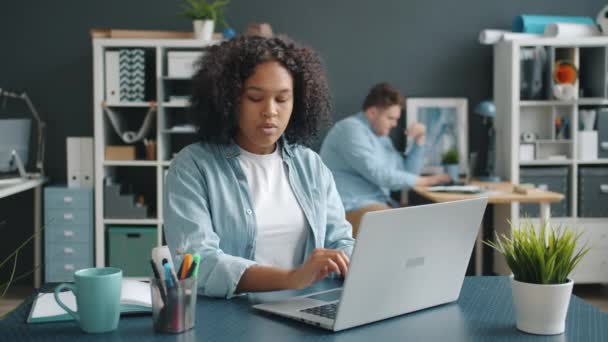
300,303 -> 338,319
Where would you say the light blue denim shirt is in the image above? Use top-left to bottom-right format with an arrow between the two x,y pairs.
163,139 -> 355,298
320,112 -> 425,212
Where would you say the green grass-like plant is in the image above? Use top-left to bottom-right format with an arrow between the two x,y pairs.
484,220 -> 590,284
179,0 -> 230,28
441,148 -> 459,165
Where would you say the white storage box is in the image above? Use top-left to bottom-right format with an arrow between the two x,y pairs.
167,51 -> 204,78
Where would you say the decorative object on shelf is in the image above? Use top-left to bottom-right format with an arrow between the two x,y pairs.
478,29 -> 541,45
521,131 -> 537,143
102,101 -> 157,144
167,51 -> 204,78
144,139 -> 156,161
105,146 -> 136,161
0,88 -> 46,176
520,47 -> 547,100
245,22 -> 274,37
223,27 -> 236,39
179,0 -> 230,41
552,60 -> 578,101
512,14 -> 595,34
597,5 -> 608,34
441,149 -> 460,182
406,98 -> 468,174
104,179 -> 148,219
543,23 -> 600,38
485,221 -> 590,335
578,109 -> 598,160
475,100 -> 500,182
519,144 -> 535,161
554,116 -> 569,139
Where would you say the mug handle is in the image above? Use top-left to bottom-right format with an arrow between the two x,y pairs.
54,283 -> 79,322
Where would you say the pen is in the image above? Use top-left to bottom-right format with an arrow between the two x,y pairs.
164,263 -> 174,288
151,260 -> 167,305
184,254 -> 200,279
179,254 -> 193,280
163,258 -> 179,285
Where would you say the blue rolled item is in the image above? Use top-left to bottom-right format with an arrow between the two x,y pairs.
513,15 -> 595,33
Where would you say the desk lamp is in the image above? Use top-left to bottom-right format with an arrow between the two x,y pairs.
0,88 -> 46,177
475,100 -> 500,182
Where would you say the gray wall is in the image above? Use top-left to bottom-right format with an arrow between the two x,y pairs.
0,1 -> 604,282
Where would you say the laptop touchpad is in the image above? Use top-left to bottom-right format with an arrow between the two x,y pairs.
307,289 -> 342,302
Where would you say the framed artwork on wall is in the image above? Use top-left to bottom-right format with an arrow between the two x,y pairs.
406,98 -> 468,174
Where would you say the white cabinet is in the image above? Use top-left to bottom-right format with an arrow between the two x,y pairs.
92,38 -> 219,268
493,37 -> 608,283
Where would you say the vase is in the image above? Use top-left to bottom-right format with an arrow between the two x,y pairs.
193,20 -> 214,41
511,277 -> 573,335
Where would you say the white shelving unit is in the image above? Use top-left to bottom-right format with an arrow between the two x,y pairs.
92,38 -> 218,267
493,37 -> 608,283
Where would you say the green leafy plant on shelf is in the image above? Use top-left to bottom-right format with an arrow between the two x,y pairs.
0,220 -> 45,320
441,148 -> 459,165
179,0 -> 230,28
484,220 -> 590,284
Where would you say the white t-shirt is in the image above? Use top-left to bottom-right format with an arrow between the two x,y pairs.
238,146 -> 308,269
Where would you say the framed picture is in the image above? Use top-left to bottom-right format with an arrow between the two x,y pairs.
406,98 -> 468,174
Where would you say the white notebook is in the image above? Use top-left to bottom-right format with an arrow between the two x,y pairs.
27,279 -> 152,323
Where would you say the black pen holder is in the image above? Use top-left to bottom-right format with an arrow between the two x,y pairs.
151,277 -> 198,333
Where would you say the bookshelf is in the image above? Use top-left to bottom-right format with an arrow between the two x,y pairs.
92,38 -> 219,269
493,37 -> 608,283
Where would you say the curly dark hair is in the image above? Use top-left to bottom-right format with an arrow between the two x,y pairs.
190,35 -> 332,146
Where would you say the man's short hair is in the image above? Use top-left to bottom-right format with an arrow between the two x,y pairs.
362,83 -> 405,111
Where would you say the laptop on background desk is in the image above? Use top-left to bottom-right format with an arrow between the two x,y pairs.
253,197 -> 488,331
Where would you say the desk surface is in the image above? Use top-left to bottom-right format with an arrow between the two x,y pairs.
0,177 -> 45,198
414,181 -> 564,204
1,277 -> 606,341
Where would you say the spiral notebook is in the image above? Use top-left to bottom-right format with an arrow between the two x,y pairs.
27,280 -> 152,323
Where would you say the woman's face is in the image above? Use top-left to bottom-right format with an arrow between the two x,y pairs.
236,60 -> 294,154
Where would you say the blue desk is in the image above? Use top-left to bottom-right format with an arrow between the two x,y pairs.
1,277 -> 606,341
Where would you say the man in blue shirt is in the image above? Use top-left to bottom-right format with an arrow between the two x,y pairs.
320,83 -> 450,236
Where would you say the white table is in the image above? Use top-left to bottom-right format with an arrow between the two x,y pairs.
0,177 -> 45,288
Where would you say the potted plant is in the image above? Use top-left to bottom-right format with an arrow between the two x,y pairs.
485,221 -> 590,335
179,0 -> 230,41
441,148 -> 459,182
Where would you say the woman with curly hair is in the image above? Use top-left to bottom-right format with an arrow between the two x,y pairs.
164,35 -> 354,298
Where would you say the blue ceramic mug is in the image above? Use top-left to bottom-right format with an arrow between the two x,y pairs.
54,267 -> 122,333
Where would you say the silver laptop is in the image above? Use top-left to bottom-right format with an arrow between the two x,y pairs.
253,197 -> 488,331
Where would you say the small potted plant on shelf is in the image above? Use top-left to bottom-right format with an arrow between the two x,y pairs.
485,221 -> 590,335
441,148 -> 459,182
179,0 -> 230,41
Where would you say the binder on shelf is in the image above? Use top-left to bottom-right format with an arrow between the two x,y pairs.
67,137 -> 94,188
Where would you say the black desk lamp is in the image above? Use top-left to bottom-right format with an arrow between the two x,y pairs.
475,100 -> 500,182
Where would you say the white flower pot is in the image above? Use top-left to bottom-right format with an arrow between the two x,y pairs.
511,277 -> 573,335
193,19 -> 214,41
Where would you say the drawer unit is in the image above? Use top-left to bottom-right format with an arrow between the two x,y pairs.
107,226 -> 156,277
579,167 -> 608,217
44,187 -> 93,209
519,167 -> 570,217
44,187 -> 94,283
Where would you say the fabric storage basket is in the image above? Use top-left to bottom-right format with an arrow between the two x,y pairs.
107,226 -> 157,277
519,167 -> 570,217
579,167 -> 608,217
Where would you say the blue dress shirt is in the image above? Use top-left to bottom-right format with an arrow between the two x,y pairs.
164,139 -> 355,298
320,112 -> 424,212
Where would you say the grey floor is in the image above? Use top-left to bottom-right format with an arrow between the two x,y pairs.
1,284 -> 607,318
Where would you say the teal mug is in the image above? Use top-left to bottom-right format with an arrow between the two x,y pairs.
54,267 -> 122,333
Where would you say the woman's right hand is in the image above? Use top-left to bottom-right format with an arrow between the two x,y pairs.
287,248 -> 350,290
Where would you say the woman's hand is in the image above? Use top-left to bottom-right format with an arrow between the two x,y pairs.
287,248 -> 350,290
